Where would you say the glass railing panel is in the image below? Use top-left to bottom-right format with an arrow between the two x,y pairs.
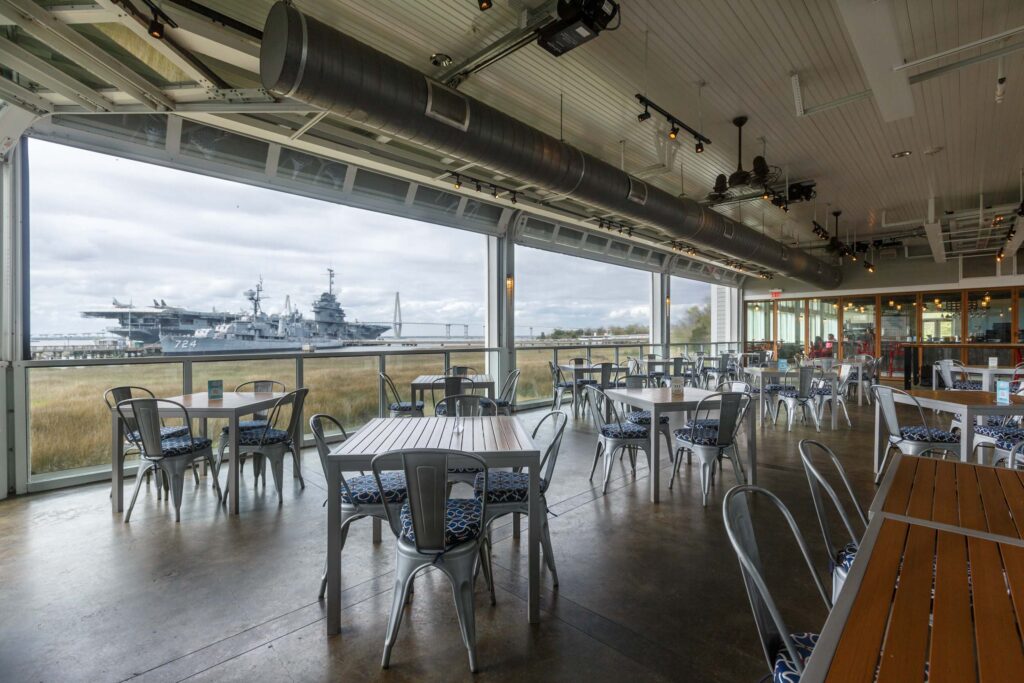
29,362 -> 182,476
448,350 -> 487,378
515,348 -> 554,403
192,358 -> 297,438
303,355 -> 379,436
384,353 -> 446,415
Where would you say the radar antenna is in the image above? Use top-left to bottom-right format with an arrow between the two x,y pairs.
327,268 -> 335,296
393,291 -> 403,339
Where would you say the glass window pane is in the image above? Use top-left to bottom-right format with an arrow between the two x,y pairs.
920,292 -> 962,368
841,298 -> 876,357
808,298 -> 838,358
966,290 -> 1013,365
744,301 -> 773,353
880,295 -> 917,376
776,300 -> 804,360
669,276 -> 711,350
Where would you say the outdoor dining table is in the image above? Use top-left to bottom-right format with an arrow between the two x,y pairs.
602,386 -> 757,502
872,389 -> 1024,474
742,364 -> 843,430
110,391 -> 297,515
931,363 -> 1018,392
801,453 -> 1024,681
409,374 -> 495,406
323,416 -> 542,635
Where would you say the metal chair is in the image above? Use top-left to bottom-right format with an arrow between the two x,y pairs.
774,366 -> 822,432
798,440 -> 867,604
585,385 -> 652,494
380,372 -> 424,418
220,389 -> 308,504
723,485 -> 831,683
473,411 -> 567,586
871,384 -> 960,484
576,361 -> 617,419
449,365 -> 477,377
373,449 -> 490,673
548,361 -> 573,411
437,395 -> 498,486
433,375 -> 474,415
704,353 -> 733,387
619,374 -> 673,457
935,358 -> 981,390
487,368 -> 521,416
115,398 -> 220,522
812,363 -> 854,427
105,385 -> 190,495
217,379 -> 287,470
671,392 -> 750,505
990,435 -> 1024,469
310,414 -> 408,600
567,357 -> 597,418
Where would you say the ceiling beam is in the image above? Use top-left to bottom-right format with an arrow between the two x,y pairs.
835,0 -> 914,122
0,0 -> 174,110
161,4 -> 260,74
0,76 -> 53,114
923,222 -> 946,263
0,35 -> 112,111
0,4 -> 118,25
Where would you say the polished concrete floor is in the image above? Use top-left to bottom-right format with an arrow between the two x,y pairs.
0,398 -> 888,682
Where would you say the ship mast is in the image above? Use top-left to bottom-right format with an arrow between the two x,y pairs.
327,268 -> 335,296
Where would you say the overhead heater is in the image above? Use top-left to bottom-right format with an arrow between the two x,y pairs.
537,0 -> 620,56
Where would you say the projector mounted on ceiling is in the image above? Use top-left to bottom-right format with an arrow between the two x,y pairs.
537,0 -> 620,56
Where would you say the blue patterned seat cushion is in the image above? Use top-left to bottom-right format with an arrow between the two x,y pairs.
810,386 -> 836,396
237,428 -> 292,446
128,424 -> 189,442
399,498 -> 482,548
600,423 -> 649,439
952,380 -> 982,390
684,418 -> 720,429
764,384 -> 795,392
974,425 -> 1024,438
778,389 -> 811,399
574,378 -> 598,385
389,400 -> 424,412
952,414 -> 1005,427
220,419 -> 268,433
554,381 -> 574,389
995,433 -> 1024,451
836,542 -> 858,572
625,410 -> 669,425
472,470 -> 548,502
673,426 -> 720,446
1011,382 -> 1022,393
899,426 -> 960,443
157,436 -> 213,457
342,472 -> 407,505
485,398 -> 511,408
773,632 -> 818,683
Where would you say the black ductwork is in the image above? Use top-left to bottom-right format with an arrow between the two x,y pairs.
259,2 -> 840,288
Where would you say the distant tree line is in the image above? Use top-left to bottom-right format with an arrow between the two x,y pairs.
537,303 -> 711,342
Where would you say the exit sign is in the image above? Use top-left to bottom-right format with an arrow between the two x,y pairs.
769,289 -> 783,299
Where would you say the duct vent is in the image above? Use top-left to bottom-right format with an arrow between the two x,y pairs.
781,246 -> 789,261
425,79 -> 470,131
723,222 -> 734,239
627,177 -> 648,206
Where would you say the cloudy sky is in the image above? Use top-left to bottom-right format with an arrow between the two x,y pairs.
29,139 -> 709,337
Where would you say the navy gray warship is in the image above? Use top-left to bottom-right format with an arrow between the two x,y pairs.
84,270 -> 388,355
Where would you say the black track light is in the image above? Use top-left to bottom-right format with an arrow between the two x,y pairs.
761,187 -> 771,200
453,174 -> 461,189
475,181 -> 482,192
694,140 -> 704,154
510,191 -> 517,204
637,107 -> 651,123
668,125 -> 679,140
148,15 -> 164,39
864,261 -> 875,273
491,185 -> 498,198
478,0 -> 492,10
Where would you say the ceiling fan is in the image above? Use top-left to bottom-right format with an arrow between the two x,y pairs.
706,116 -> 781,202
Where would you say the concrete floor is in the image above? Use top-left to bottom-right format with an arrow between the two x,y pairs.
0,399 -> 886,682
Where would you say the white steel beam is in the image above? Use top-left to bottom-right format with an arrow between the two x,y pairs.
923,222 -> 946,263
161,5 -> 260,74
0,0 -> 173,110
0,4 -> 118,25
0,35 -> 112,111
0,76 -> 53,115
835,0 -> 914,121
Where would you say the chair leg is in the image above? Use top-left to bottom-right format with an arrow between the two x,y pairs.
124,462 -> 153,523
700,461 -> 711,506
669,447 -> 685,489
205,453 -> 222,501
874,446 -> 897,485
319,515 -> 358,599
840,399 -> 852,427
588,441 -> 604,481
602,445 -> 617,494
291,445 -> 305,489
478,534 -> 496,606
445,552 -> 480,673
540,515 -> 559,587
727,446 -> 744,484
164,460 -> 188,523
381,557 -> 419,670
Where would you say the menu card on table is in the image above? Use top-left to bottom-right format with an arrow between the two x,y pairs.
208,379 -> 224,400
996,380 -> 1010,406
778,359 -> 789,373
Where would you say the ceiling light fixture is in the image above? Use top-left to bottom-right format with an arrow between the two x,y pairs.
478,0 -> 492,10
637,106 -> 651,123
891,150 -> 912,158
762,187 -> 771,200
148,15 -> 164,38
453,174 -> 462,189
634,94 -> 711,149
695,140 -> 704,154
668,125 -> 679,140
864,260 -> 875,273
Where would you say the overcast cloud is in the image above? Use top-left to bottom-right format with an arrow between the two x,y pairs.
29,139 -> 708,337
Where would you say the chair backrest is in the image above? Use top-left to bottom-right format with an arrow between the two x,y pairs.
532,411 -> 568,486
583,384 -> 622,431
104,385 -> 157,439
450,365 -> 476,377
309,413 -> 353,498
627,357 -> 642,375
437,393 -> 496,417
251,388 -> 308,445
795,366 -> 816,398
235,380 -> 286,420
549,361 -> 567,387
380,372 -> 404,406
798,440 -> 868,567
497,368 -> 521,405
672,357 -> 684,376
115,398 -> 195,458
690,392 -> 749,448
718,380 -> 752,393
432,375 -> 472,405
871,384 -> 931,440
723,485 -> 831,677
936,358 -> 968,388
623,374 -> 648,389
374,449 -> 487,554
594,361 -> 616,387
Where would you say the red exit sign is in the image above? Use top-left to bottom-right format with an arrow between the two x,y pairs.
769,289 -> 783,299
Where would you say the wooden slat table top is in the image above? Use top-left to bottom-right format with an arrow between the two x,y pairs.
808,517 -> 1024,682
330,417 -> 537,463
410,374 -> 493,387
873,455 -> 1024,541
905,389 -> 1024,407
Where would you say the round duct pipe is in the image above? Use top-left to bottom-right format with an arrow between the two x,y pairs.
260,2 -> 840,288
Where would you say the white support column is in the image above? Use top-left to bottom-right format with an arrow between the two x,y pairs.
485,230 -> 515,388
1,137 -> 27,499
650,272 -> 670,357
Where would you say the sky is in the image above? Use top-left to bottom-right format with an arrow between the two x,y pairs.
28,139 -> 709,338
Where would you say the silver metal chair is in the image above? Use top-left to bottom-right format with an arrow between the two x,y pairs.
812,363 -> 854,427
577,361 -> 616,419
488,368 -> 521,416
620,375 -> 673,457
217,379 -> 287,471
116,398 -> 220,522
105,385 -> 191,495
380,372 -> 424,418
220,389 -> 308,504
437,395 -> 498,486
774,366 -> 821,432
871,384 -> 960,484
990,436 -> 1024,469
473,411 -> 567,586
586,385 -> 652,494
671,391 -> 750,506
548,361 -> 573,411
723,485 -> 831,683
798,439 -> 867,604
373,449 -> 490,673
567,357 -> 597,418
310,414 -> 408,600
433,375 -> 474,416
449,365 -> 477,376
935,358 -> 981,390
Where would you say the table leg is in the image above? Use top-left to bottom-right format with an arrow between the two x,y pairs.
873,398 -> 884,474
857,363 -> 863,406
831,376 -> 838,430
229,417 -> 240,515
650,405 -> 661,503
527,458 -> 540,623
962,407 -> 974,464
932,364 -> 938,390
758,374 -> 766,429
488,383 -> 495,400
746,403 -> 757,485
327,458 -> 342,634
111,414 -> 124,514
